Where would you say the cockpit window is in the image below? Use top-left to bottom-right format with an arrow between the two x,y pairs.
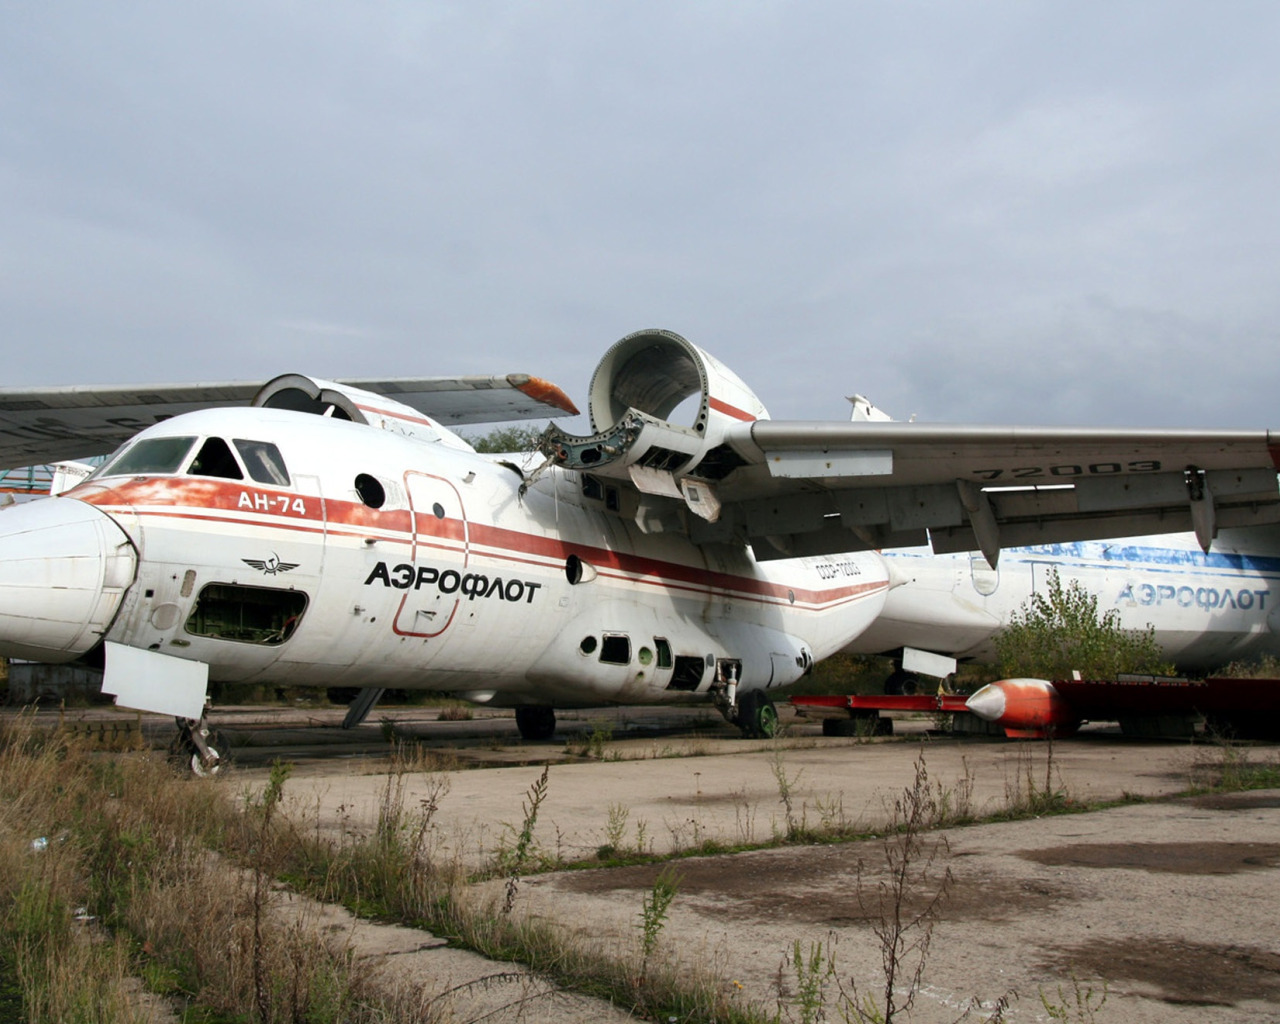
235,439 -> 291,486
187,437 -> 243,480
100,436 -> 197,477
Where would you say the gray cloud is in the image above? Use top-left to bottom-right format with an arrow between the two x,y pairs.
3,1 -> 1279,429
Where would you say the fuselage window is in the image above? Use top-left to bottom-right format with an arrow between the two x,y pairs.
235,439 -> 291,486
101,436 -> 197,477
184,583 -> 307,645
187,437 -> 243,480
355,473 -> 386,509
655,637 -> 672,669
600,634 -> 631,665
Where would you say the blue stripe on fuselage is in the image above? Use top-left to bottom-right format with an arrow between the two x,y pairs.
1005,541 -> 1280,576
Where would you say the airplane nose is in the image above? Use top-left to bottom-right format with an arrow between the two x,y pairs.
965,683 -> 1007,721
0,497 -> 137,662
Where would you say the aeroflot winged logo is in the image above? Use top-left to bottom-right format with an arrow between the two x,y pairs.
242,554 -> 301,576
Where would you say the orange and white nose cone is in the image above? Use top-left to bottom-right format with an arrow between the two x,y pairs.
966,678 -> 1079,733
0,498 -> 137,662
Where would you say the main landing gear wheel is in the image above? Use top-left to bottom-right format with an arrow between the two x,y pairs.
736,692 -> 779,739
884,669 -> 920,695
515,706 -> 556,741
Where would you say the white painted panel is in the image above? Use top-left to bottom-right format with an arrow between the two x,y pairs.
902,646 -> 957,679
766,449 -> 893,478
102,642 -> 208,719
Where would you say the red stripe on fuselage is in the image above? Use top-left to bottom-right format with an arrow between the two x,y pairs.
73,477 -> 886,610
355,403 -> 439,429
709,397 -> 757,422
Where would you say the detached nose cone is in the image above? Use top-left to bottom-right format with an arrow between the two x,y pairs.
0,498 -> 137,661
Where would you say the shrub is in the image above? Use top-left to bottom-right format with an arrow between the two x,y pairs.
995,569 -> 1171,680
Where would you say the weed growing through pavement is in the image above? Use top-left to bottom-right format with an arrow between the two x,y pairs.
1039,975 -> 1107,1022
850,752 -> 955,1021
781,937 -> 836,1024
1188,728 -> 1280,792
770,742 -> 805,840
732,786 -> 758,844
934,755 -> 977,826
634,817 -> 651,855
1002,738 -> 1071,817
501,765 -> 550,913
639,865 -> 681,963
571,722 -> 615,759
598,801 -> 629,858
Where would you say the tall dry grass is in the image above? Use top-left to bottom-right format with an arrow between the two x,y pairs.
273,747 -> 765,1024
0,714 -> 442,1023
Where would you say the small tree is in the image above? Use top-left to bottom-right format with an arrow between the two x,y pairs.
468,424 -> 545,454
995,569 -> 1171,680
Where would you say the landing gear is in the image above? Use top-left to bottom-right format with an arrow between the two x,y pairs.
884,669 -> 920,695
172,712 -> 222,776
341,687 -> 387,729
735,691 -> 779,739
515,706 -> 556,741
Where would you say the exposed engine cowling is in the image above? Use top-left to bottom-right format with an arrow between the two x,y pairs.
253,374 -> 472,451
540,330 -> 767,509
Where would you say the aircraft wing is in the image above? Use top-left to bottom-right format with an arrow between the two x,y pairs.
706,422 -> 1280,568
705,421 -> 1280,564
0,373 -> 577,469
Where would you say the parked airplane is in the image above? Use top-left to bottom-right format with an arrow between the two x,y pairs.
0,328 -> 1277,771
849,531 -> 1280,686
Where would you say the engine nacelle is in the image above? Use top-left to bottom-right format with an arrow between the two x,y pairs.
541,330 -> 767,505
254,374 -> 473,452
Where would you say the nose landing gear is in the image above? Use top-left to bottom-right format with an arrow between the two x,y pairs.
172,711 -> 222,776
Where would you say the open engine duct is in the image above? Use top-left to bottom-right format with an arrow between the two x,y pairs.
541,329 -> 769,495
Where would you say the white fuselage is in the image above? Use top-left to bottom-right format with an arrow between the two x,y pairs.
855,533 -> 1280,670
16,407 -> 889,707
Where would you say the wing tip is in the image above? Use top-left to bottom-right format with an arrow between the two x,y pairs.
509,375 -> 580,417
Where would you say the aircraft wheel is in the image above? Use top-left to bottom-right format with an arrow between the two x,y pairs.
515,706 -> 556,741
736,692 -> 778,738
190,747 -> 222,777
884,670 -> 919,695
755,698 -> 779,738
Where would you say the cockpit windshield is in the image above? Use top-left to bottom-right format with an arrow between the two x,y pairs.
97,436 -> 197,477
86,434 -> 292,486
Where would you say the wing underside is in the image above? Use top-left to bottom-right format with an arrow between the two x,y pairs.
712,422 -> 1280,563
0,373 -> 578,469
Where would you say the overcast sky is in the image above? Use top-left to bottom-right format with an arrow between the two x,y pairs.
3,2 -> 1279,430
